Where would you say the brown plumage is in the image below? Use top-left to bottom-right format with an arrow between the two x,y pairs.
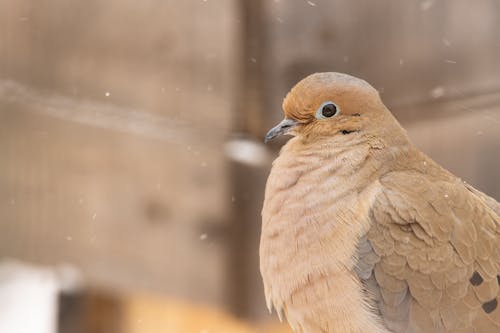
260,72 -> 500,333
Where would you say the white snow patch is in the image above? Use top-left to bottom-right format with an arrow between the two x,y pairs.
224,138 -> 270,167
0,261 -> 83,333
430,86 -> 445,99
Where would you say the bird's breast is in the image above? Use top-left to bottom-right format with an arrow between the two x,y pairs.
260,141 -> 384,331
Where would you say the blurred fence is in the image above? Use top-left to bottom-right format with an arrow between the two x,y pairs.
0,0 -> 236,310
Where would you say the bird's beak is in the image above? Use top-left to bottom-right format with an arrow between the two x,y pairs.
264,118 -> 298,143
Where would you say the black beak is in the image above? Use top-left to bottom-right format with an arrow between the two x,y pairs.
264,118 -> 298,143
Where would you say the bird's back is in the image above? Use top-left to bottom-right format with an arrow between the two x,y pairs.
363,156 -> 500,332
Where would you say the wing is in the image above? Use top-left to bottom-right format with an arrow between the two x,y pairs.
357,171 -> 500,333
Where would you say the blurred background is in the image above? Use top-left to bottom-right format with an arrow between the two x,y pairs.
1,1 -> 499,332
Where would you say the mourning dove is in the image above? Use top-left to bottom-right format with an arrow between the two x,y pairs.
260,72 -> 499,333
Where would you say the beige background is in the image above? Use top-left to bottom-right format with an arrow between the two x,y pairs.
0,0 -> 499,325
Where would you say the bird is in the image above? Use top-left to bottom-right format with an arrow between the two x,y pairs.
260,72 -> 499,333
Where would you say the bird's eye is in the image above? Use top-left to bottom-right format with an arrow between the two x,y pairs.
315,102 -> 339,119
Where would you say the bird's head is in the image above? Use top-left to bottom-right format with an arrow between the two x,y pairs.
265,72 -> 387,143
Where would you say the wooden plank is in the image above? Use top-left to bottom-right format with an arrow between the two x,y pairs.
226,0 -> 275,319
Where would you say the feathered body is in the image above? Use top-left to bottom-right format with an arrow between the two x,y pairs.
260,73 -> 500,333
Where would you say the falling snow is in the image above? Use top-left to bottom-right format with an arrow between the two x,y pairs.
420,0 -> 435,11
430,86 -> 445,98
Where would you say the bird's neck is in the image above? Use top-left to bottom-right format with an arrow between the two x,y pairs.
367,108 -> 412,147
264,135 -> 386,234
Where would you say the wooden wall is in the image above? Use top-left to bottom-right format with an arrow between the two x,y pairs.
0,0 -> 238,307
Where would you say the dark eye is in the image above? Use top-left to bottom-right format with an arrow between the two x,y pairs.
321,103 -> 337,117
315,101 -> 339,119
